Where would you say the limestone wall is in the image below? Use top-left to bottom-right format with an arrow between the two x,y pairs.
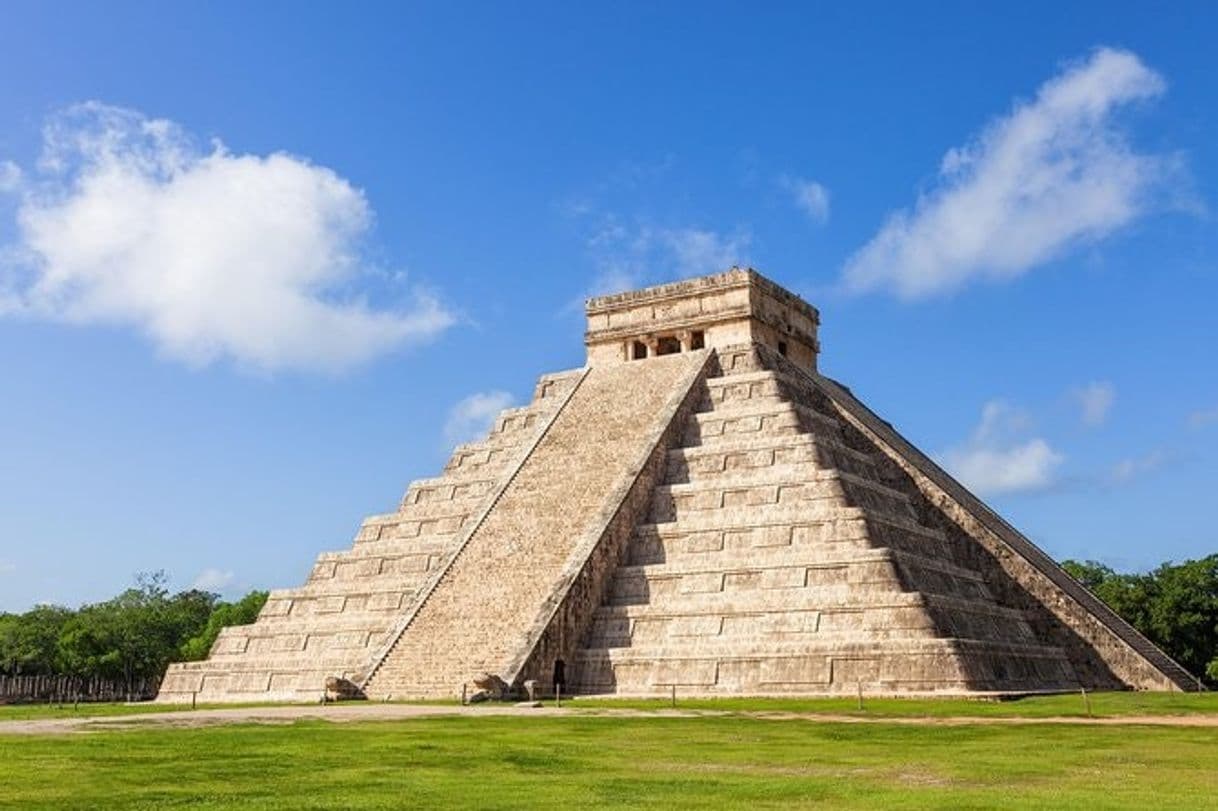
584,268 -> 818,370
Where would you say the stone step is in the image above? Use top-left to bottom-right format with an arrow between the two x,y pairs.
648,485 -> 915,527
530,369 -> 585,402
571,638 -> 1077,694
400,475 -> 499,508
627,533 -> 875,566
159,663 -> 347,701
586,605 -> 938,644
214,619 -> 385,645
349,533 -> 459,555
639,503 -> 946,543
629,513 -> 958,571
208,645 -> 378,666
227,612 -> 399,635
308,549 -> 440,583
301,568 -> 433,592
605,578 -> 916,609
594,585 -> 1026,624
616,546 -> 989,586
584,593 -> 1036,649
602,569 -> 1006,621
700,372 -> 787,410
448,412 -> 545,455
442,443 -> 521,476
667,433 -> 879,483
685,399 -> 843,447
350,510 -> 475,547
487,403 -> 545,432
651,467 -> 915,521
386,495 -> 487,523
260,588 -> 418,619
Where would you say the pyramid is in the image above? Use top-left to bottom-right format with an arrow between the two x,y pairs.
158,269 -> 1196,702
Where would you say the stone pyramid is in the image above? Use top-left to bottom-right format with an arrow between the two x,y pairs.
158,269 -> 1196,703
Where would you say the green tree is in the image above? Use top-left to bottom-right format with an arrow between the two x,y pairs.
179,590 -> 268,661
1140,555 -> 1218,682
57,571 -> 217,691
0,604 -> 73,675
1066,555 -> 1218,687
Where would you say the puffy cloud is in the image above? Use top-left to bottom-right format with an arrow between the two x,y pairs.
444,390 -> 515,446
843,48 -> 1176,298
940,400 -> 1064,496
662,227 -> 751,278
784,177 -> 830,223
1073,381 -> 1116,427
0,102 -> 455,373
1187,406 -> 1218,429
0,161 -> 20,193
190,567 -> 235,593
585,218 -> 751,296
1109,449 -> 1168,484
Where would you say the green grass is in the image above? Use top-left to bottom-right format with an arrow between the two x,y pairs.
0,714 -> 1215,809
2,690 -> 1214,723
0,700 -> 289,721
561,690 -> 1218,719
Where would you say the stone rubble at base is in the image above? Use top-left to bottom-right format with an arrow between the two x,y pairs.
157,268 -> 1197,704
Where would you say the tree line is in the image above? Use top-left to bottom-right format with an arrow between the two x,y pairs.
0,571 -> 266,694
1062,554 -> 1217,685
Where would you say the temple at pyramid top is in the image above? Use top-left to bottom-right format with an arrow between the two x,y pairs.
585,268 -> 820,370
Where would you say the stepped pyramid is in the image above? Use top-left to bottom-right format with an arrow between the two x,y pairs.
158,269 -> 1196,702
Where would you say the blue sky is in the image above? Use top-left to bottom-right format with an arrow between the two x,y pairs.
1,2 -> 1216,611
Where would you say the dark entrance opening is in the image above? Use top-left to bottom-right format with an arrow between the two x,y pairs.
632,340 -> 648,360
656,336 -> 682,356
690,330 -> 705,350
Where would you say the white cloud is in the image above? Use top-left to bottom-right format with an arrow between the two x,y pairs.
585,218 -> 751,296
1187,406 -> 1218,429
1073,381 -> 1115,427
842,47 -> 1176,298
663,228 -> 751,277
191,567 -> 235,593
1110,449 -> 1168,484
0,102 -> 455,373
0,161 -> 21,193
939,400 -> 1064,496
444,390 -> 515,446
783,177 -> 830,223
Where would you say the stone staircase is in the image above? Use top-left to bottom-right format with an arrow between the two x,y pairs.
572,346 -> 1080,695
361,351 -> 711,699
156,369 -> 584,703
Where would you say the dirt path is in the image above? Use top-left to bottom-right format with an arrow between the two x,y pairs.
3,702 -> 1218,736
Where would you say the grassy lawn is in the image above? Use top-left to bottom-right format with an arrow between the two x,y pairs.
563,690 -> 1218,719
0,701 -> 286,722
2,690 -> 1216,723
0,714 -> 1215,810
